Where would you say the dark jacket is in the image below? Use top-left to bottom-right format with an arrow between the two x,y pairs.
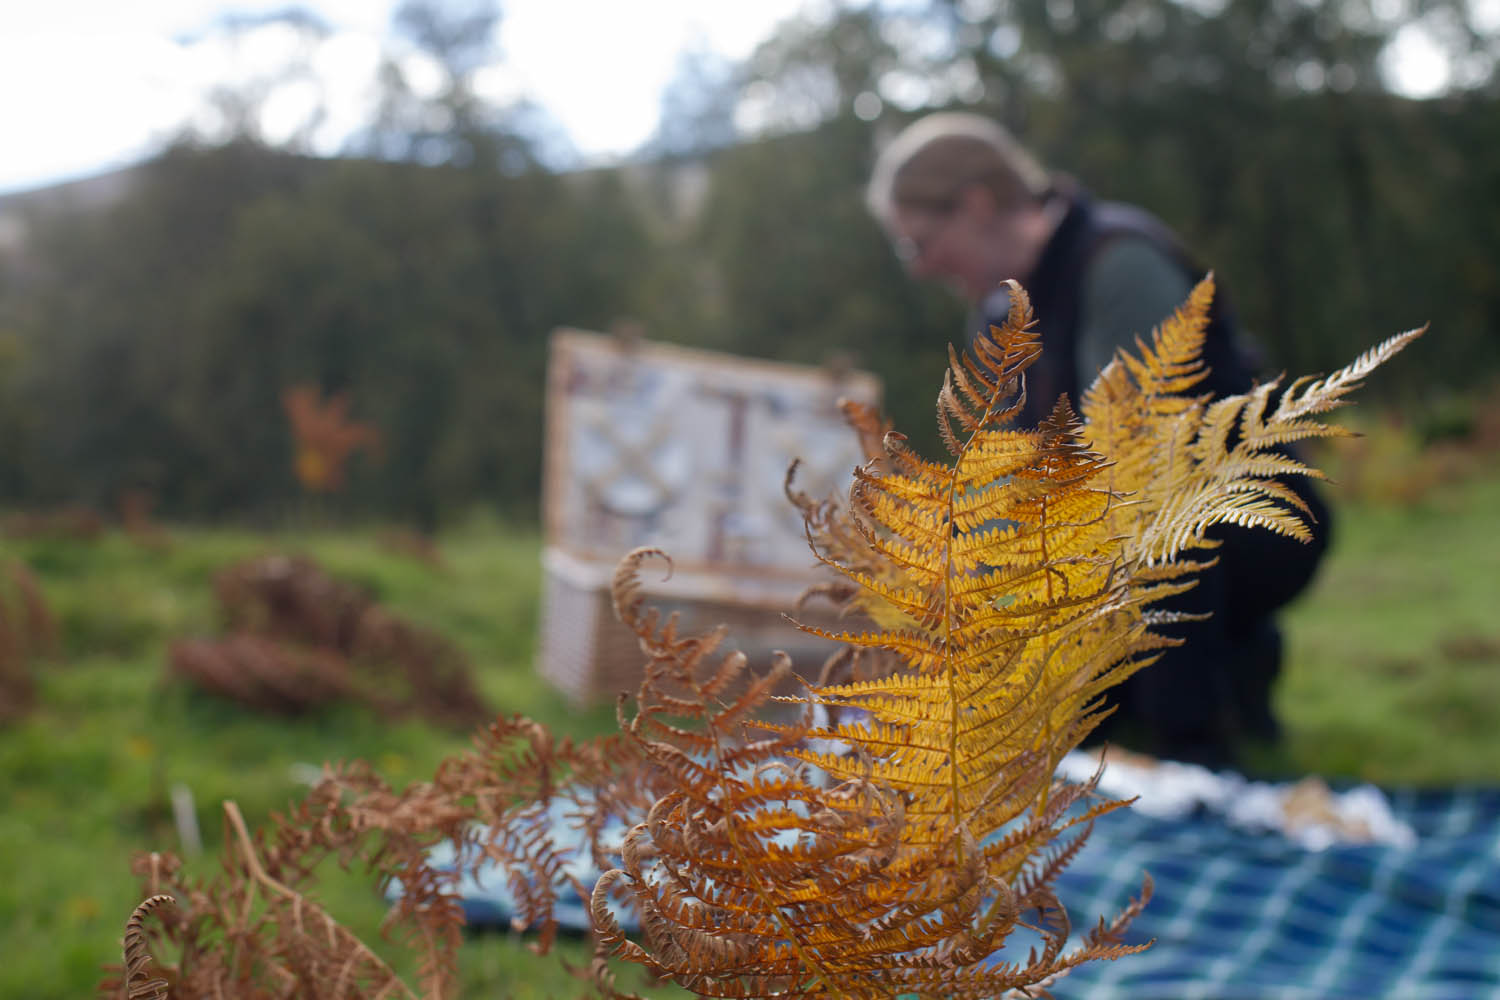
980,183 -> 1258,428
973,184 -> 1332,759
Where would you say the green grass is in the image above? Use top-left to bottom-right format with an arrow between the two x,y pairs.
0,522 -> 637,999
3,465 -> 1500,996
1271,465 -> 1500,784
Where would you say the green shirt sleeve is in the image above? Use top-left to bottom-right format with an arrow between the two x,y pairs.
1076,237 -> 1195,382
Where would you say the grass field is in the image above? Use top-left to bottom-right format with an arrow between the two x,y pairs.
3,463 -> 1498,998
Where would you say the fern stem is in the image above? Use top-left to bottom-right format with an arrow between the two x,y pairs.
222,801 -> 423,1000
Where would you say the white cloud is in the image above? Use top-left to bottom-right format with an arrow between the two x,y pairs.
496,5 -> 679,156
493,0 -> 811,158
309,32 -> 384,148
0,0 -> 816,193
395,50 -> 448,101
0,30 -> 205,190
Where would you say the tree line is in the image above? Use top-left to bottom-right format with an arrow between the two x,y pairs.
0,0 -> 1494,525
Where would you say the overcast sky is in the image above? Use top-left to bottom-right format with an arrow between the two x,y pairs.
0,0 -> 815,193
0,0 -> 1485,195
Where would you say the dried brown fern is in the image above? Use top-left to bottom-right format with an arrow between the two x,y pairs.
215,554 -> 370,648
592,289 -> 1163,999
0,561 -> 56,723
0,504 -> 105,540
169,634 -> 354,714
119,489 -> 172,549
377,528 -> 449,572
591,279 -> 1418,998
104,804 -> 433,999
111,893 -> 174,1000
170,555 -> 489,727
110,279 -> 1418,1000
105,716 -> 652,999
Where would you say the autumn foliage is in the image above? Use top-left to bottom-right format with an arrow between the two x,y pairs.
109,279 -> 1420,999
282,385 -> 383,494
0,561 -> 55,725
169,555 -> 489,729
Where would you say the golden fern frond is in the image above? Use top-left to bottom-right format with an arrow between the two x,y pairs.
1272,326 -> 1427,421
1116,273 -> 1216,403
795,316 -> 1148,830
116,279 -> 1415,1000
596,285 -> 1164,999
1081,277 -> 1423,566
934,288 -> 1041,456
597,278 -> 1418,998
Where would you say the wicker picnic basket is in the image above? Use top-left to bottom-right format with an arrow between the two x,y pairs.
537,328 -> 881,703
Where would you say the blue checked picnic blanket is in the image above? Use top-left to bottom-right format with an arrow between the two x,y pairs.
427,781 -> 1500,999
1041,784 -> 1500,1000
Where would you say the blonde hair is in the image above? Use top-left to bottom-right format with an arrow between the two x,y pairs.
866,112 -> 1050,227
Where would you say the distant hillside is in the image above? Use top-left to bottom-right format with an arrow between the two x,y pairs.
0,166 -> 143,253
0,152 -> 712,260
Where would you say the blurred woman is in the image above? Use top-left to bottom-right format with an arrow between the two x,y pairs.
867,111 -> 1331,766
